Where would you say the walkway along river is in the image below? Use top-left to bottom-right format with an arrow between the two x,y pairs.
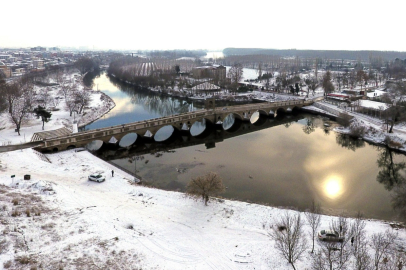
83,71 -> 406,222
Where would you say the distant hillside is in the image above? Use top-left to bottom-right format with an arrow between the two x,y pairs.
223,48 -> 406,61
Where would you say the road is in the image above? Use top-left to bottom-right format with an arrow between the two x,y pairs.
0,141 -> 44,153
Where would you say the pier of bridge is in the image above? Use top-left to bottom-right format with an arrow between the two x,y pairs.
35,99 -> 313,152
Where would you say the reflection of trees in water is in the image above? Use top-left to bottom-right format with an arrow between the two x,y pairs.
130,93 -> 190,116
113,77 -> 191,116
83,70 -> 102,88
392,184 -> 406,217
284,122 -> 293,128
335,133 -> 365,151
375,147 -> 406,219
302,118 -> 315,134
376,147 -> 406,191
222,114 -> 235,130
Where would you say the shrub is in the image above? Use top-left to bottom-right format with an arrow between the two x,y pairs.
3,260 -> 12,269
11,198 -> 19,205
349,125 -> 366,138
337,112 -> 353,127
384,136 -> 403,148
11,210 -> 20,217
15,255 -> 32,264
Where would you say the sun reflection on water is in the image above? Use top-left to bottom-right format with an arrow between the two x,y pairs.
324,176 -> 343,199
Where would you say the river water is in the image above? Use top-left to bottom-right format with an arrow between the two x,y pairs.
83,71 -> 406,222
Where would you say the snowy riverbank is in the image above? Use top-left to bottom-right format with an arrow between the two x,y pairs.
1,148 -> 406,269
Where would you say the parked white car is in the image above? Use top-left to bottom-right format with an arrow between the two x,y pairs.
88,174 -> 105,183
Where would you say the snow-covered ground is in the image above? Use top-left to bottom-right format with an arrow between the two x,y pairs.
0,72 -> 115,146
1,149 -> 406,269
305,101 -> 406,153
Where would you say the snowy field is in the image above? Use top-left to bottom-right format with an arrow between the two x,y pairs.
1,149 -> 406,269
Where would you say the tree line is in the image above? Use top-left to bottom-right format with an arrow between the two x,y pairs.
223,48 -> 406,62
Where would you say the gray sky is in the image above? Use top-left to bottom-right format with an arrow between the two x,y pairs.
2,0 -> 406,51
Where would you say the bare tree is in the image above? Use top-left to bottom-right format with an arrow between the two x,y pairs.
322,71 -> 335,95
186,172 -> 225,206
59,82 -> 72,100
353,235 -> 372,270
305,200 -> 322,253
74,57 -> 98,75
381,82 -> 406,133
256,62 -> 263,80
0,80 -> 12,113
329,215 -> 353,268
8,95 -> 31,135
75,89 -> 91,114
65,92 -> 79,117
1,82 -> 21,114
271,211 -> 307,270
38,87 -> 51,108
227,63 -> 243,92
312,241 -> 351,270
346,212 -> 372,270
371,230 -> 398,270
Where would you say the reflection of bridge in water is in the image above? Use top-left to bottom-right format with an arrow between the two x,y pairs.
96,114 -> 308,161
36,99 -> 313,152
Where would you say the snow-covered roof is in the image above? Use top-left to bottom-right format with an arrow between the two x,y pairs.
367,90 -> 386,98
191,82 -> 220,91
176,57 -> 195,61
355,100 -> 389,111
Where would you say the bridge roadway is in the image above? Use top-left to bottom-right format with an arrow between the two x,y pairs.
36,99 -> 313,152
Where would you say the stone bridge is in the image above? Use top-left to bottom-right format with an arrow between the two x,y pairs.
36,99 -> 313,152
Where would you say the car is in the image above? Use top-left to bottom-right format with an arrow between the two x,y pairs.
88,174 -> 105,183
318,230 -> 344,242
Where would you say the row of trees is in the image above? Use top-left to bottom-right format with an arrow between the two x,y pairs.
272,206 -> 403,270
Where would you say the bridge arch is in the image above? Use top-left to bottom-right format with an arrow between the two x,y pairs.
190,118 -> 214,137
276,108 -> 286,117
292,106 -> 301,114
154,125 -> 180,142
67,145 -> 76,150
222,113 -> 243,131
119,133 -> 139,148
250,110 -> 269,125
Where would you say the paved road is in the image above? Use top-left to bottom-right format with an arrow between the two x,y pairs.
0,141 -> 44,153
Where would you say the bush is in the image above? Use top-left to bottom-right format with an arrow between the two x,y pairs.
11,210 -> 20,217
11,198 -> 19,205
3,260 -> 12,268
15,255 -> 32,264
384,136 -> 403,148
349,125 -> 366,138
337,112 -> 353,127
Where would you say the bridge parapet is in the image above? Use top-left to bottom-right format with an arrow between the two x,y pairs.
40,99 -> 314,151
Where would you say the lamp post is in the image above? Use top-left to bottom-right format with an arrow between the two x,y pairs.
128,155 -> 144,183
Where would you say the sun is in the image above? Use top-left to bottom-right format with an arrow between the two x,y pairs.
324,177 -> 343,199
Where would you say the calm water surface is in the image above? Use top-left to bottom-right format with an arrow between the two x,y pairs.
85,72 -> 406,222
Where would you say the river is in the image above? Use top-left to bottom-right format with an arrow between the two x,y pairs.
82,71 -> 406,222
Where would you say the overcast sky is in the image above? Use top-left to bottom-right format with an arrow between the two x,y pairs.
2,0 -> 405,52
